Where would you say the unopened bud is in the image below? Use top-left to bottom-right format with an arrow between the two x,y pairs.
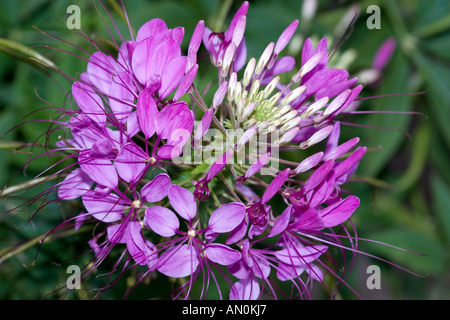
222,42 -> 237,77
263,76 -> 280,99
255,42 -> 275,76
302,96 -> 329,119
213,81 -> 228,111
279,85 -> 306,106
239,101 -> 257,121
274,127 -> 299,145
243,57 -> 256,87
227,72 -> 238,103
292,51 -> 325,82
299,125 -> 333,149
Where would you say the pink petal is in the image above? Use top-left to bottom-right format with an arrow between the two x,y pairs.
229,278 -> 260,300
79,150 -> 118,190
208,202 -> 246,234
141,173 -> 171,203
136,18 -> 169,43
261,168 -> 290,204
114,142 -> 148,184
205,244 -> 241,266
144,206 -> 179,237
72,81 -> 106,124
320,195 -> 360,227
157,245 -> 199,278
268,205 -> 292,237
168,185 -> 197,221
136,89 -> 158,139
275,243 -> 327,266
155,101 -> 193,140
159,56 -> 187,100
82,190 -> 124,222
57,168 -> 93,200
87,51 -> 118,94
131,37 -> 157,86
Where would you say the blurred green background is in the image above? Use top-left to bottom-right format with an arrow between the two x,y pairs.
0,0 -> 449,299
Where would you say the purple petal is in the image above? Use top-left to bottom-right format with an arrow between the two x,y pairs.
194,108 -> 213,146
274,20 -> 299,56
168,185 -> 197,221
303,159 -> 335,192
87,51 -> 118,94
107,223 -> 128,244
206,149 -> 234,181
114,142 -> 148,184
82,190 -> 124,222
156,144 -> 182,160
294,152 -> 324,174
72,81 -> 106,124
277,262 -> 306,281
173,63 -> 198,101
141,173 -> 171,203
144,206 -> 179,237
268,205 -> 292,237
225,219 -> 248,245
131,37 -> 157,86
79,150 -> 118,190
224,1 -> 249,42
150,39 -> 181,82
207,202 -> 246,234
126,221 -> 156,266
159,56 -> 188,100
320,195 -> 360,227
275,243 -> 327,266
205,244 -> 241,266
136,18 -> 169,43
155,101 -> 193,140
324,137 -> 360,162
136,89 -> 158,139
261,168 -> 290,204
229,278 -> 260,300
372,37 -> 396,70
333,146 -> 366,179
290,207 -> 324,232
244,152 -> 270,179
157,245 -> 199,278
57,168 -> 93,200
109,71 -> 135,123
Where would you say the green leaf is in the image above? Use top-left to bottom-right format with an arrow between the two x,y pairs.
430,174 -> 450,244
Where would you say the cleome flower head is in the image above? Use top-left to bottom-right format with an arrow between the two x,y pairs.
2,0 -> 415,301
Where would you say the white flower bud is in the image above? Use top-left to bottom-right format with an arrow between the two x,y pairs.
243,57 -> 256,87
255,42 -> 275,76
299,125 -> 333,149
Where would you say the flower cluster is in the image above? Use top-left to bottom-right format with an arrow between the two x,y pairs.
37,2 -> 376,299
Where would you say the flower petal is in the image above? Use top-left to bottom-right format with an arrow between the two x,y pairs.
114,142 -> 148,184
168,185 -> 197,221
205,244 -> 241,266
229,278 -> 260,300
144,206 -> 179,237
157,245 -> 199,278
320,195 -> 360,227
141,173 -> 171,203
79,150 -> 118,190
57,168 -> 93,200
208,202 -> 246,234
